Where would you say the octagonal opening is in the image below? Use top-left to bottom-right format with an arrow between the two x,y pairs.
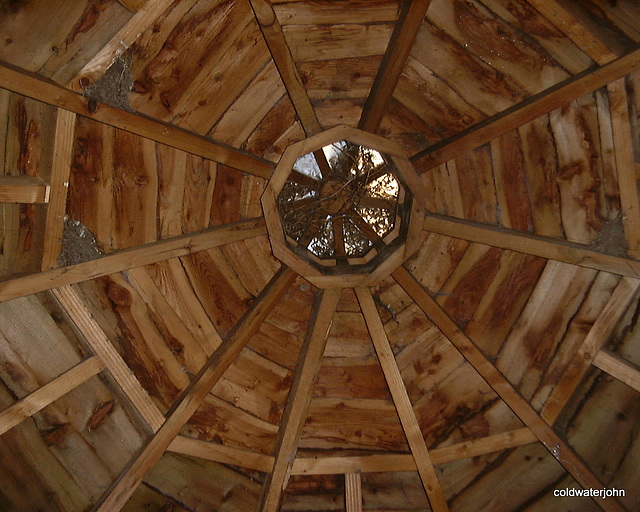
276,140 -> 412,273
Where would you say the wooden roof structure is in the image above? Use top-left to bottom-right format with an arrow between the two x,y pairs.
1,1 -> 640,510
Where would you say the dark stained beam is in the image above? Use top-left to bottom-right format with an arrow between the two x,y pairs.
359,0 -> 433,133
93,267 -> 297,511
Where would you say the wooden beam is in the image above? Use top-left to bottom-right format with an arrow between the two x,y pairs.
117,0 -> 147,12
52,286 -> 166,432
292,427 -> 537,475
41,109 -> 76,270
423,213 -> 640,278
356,287 -> 449,512
393,267 -> 628,512
541,277 -> 640,423
260,288 -> 340,512
0,356 -> 104,436
168,435 -> 274,473
0,61 -> 274,179
526,0 -> 618,65
249,0 -> 322,136
593,350 -> 640,393
93,267 -> 297,511
608,77 -> 640,258
0,217 -> 266,303
358,0 -> 432,133
411,46 -> 640,171
0,176 -> 49,203
345,473 -> 363,512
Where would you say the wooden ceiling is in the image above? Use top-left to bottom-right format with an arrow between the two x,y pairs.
1,0 -> 640,511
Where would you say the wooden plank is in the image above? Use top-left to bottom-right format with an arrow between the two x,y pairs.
359,0 -> 432,133
345,473 -> 362,512
93,267 -> 296,511
0,356 -> 104,436
168,435 -> 274,473
41,109 -> 76,270
355,287 -> 449,512
0,176 -> 49,203
393,266 -> 628,512
250,0 -> 322,136
412,47 -> 640,171
292,427 -> 537,474
423,213 -> 640,278
0,217 -> 266,303
260,288 -> 340,512
608,77 -> 640,257
51,286 -> 166,432
0,62 -> 274,179
526,0 -> 618,65
593,350 -> 640,393
118,0 -> 147,12
540,277 -> 640,423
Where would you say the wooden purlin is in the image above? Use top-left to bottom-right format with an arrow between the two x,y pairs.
260,288 -> 340,512
358,0 -> 433,133
0,176 -> 49,203
393,267 -> 628,512
93,267 -> 297,511
593,350 -> 640,394
0,61 -> 275,179
411,46 -> 640,170
0,217 -> 266,303
422,213 -> 640,278
356,287 -> 450,512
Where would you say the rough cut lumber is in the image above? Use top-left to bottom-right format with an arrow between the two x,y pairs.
393,267 -> 628,512
423,213 -> 640,278
359,0 -> 432,132
0,356 -> 104,436
0,176 -> 49,203
0,217 -> 266,303
51,286 -> 166,432
345,473 -> 363,512
41,109 -> 76,270
260,289 -> 340,512
356,287 -> 449,512
412,47 -> 640,170
593,350 -> 640,393
93,267 -> 296,511
0,61 -> 274,179
541,277 -> 640,423
117,0 -> 147,12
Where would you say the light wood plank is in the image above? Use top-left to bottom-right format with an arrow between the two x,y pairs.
423,213 -> 640,278
94,267 -> 296,511
412,47 -> 640,170
0,356 -> 104,436
260,288 -> 341,512
541,277 -> 640,423
393,267 -> 628,512
593,350 -> 640,393
0,217 -> 266,303
0,176 -> 49,203
359,0 -> 432,132
0,62 -> 274,179
41,109 -> 76,270
356,287 -> 449,512
51,286 -> 166,432
345,473 -> 362,512
608,78 -> 640,258
168,435 -> 274,473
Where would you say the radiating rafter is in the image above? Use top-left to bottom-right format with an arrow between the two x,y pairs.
93,267 -> 297,511
356,287 -> 449,512
358,0 -> 433,133
393,267 -> 629,512
411,46 -> 640,170
260,288 -> 340,512
423,213 -> 640,278
0,62 -> 275,179
0,217 -> 266,303
540,277 -> 640,424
